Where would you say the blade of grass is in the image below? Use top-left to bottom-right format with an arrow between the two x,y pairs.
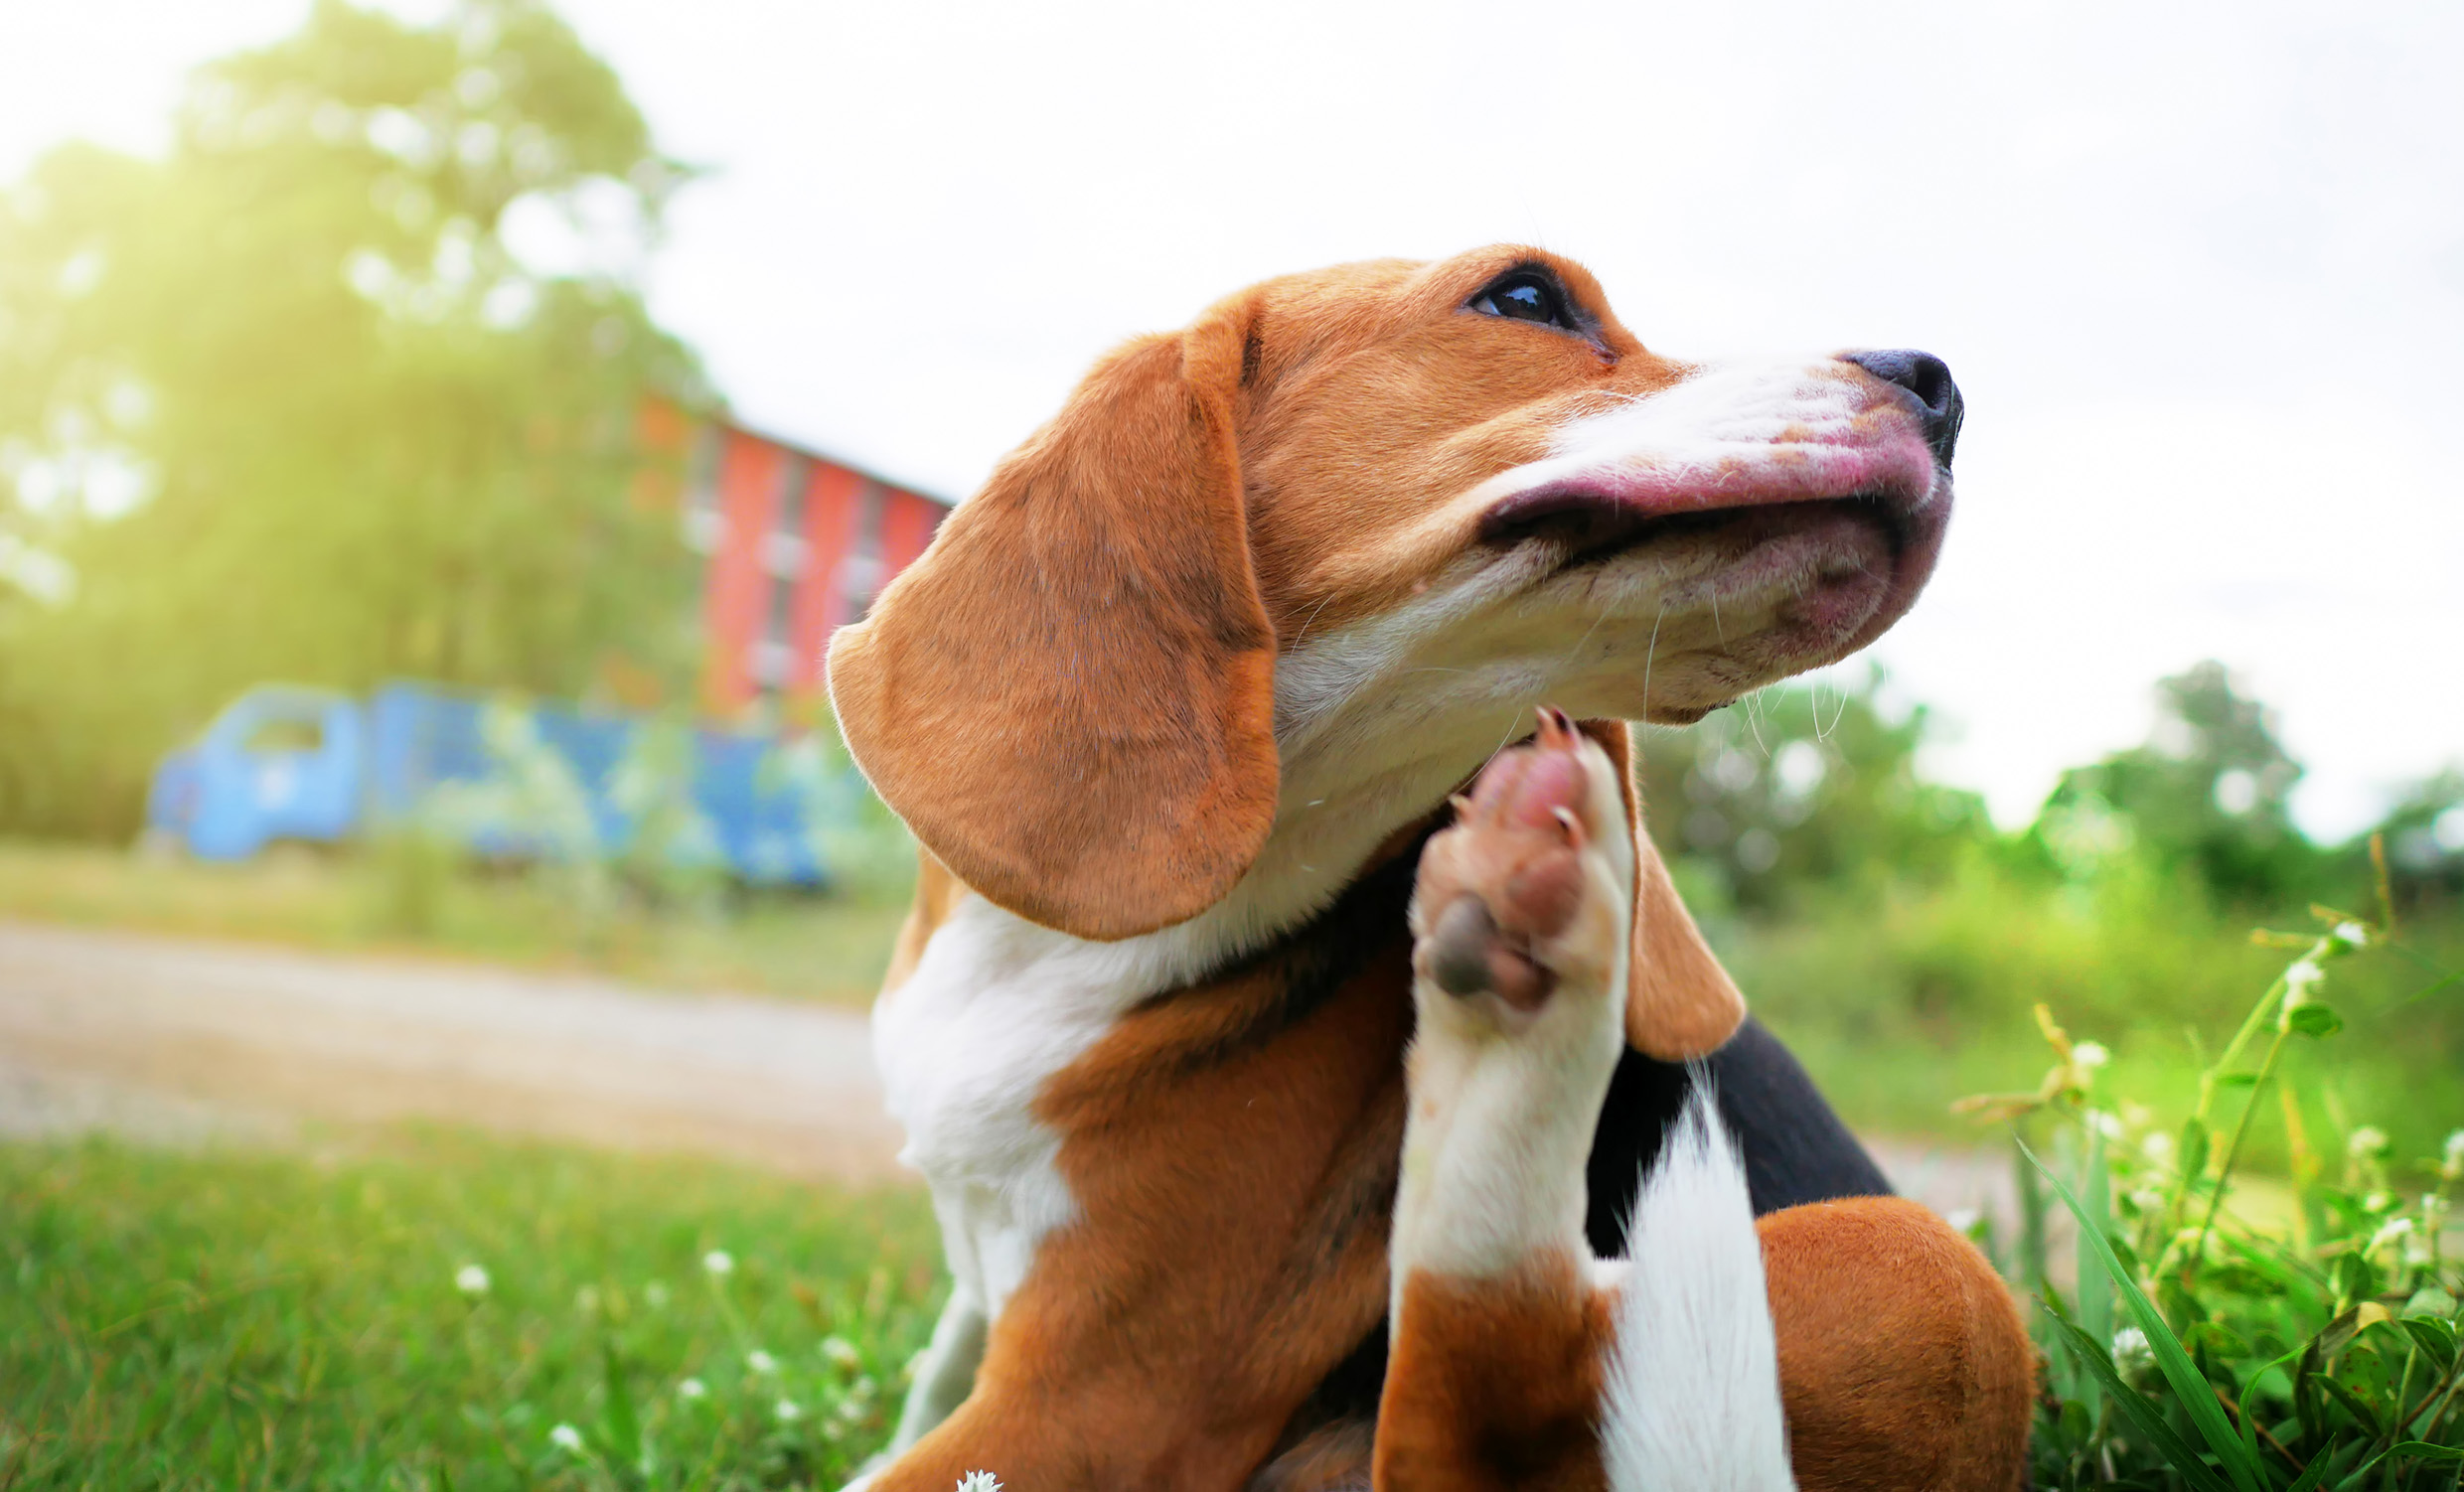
2238,1344 -> 2307,1471
601,1340 -> 643,1479
2280,1455 -> 2330,1492
2330,1439 -> 2464,1491
2021,1135 -> 2270,1492
2078,1120 -> 2112,1428
2045,1314 -> 2236,1492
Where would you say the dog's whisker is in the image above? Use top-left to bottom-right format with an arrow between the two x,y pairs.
1288,593 -> 1337,653
1639,603 -> 1667,719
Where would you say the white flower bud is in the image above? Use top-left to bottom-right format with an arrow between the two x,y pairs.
454,1264 -> 490,1297
747,1349 -> 779,1375
2072,1041 -> 2110,1072
2349,1126 -> 2390,1161
701,1249 -> 734,1276
678,1377 -> 707,1401
2111,1325 -> 2153,1373
549,1423 -> 584,1453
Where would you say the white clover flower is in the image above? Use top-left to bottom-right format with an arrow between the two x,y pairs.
822,1334 -> 862,1370
2369,1216 -> 2415,1255
644,1280 -> 671,1309
2072,1042 -> 2110,1072
2129,1188 -> 2169,1217
549,1423 -> 585,1453
2349,1126 -> 2390,1161
454,1264 -> 491,1297
957,1474 -> 1004,1492
678,1377 -> 707,1401
2087,1109 -> 2124,1140
701,1250 -> 735,1277
774,1399 -> 802,1422
2140,1131 -> 2175,1164
2284,959 -> 2326,1000
747,1349 -> 780,1375
2111,1325 -> 2152,1373
2365,1190 -> 2394,1214
1943,1207 -> 1981,1234
2332,921 -> 2370,950
2442,1129 -> 2464,1181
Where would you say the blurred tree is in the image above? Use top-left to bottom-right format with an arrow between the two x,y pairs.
2374,768 -> 2464,913
0,0 -> 707,836
2038,662 -> 2322,905
1634,666 -> 1993,913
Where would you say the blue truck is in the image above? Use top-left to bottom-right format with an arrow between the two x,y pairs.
145,681 -> 848,886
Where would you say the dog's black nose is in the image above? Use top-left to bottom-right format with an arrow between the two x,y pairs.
1841,350 -> 1962,467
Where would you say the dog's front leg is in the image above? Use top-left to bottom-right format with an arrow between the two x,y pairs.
1377,710 -> 2032,1492
889,1287 -> 990,1452
1377,708 -> 1700,1492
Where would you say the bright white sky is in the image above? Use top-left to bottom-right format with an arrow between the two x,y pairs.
7,0 -> 2460,837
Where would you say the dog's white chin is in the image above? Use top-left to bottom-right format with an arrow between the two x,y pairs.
1545,505 -> 1903,721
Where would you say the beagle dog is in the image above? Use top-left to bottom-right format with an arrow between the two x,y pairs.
827,246 -> 2032,1489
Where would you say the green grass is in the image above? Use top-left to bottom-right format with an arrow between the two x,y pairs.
0,1129 -> 942,1489
0,839 -> 910,1006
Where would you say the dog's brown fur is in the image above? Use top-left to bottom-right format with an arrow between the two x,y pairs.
832,246 -> 2027,1490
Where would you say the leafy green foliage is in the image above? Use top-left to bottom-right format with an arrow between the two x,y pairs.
1634,665 -> 1994,914
2044,662 -> 2323,907
1972,919 -> 2464,1490
0,1131 -> 941,1488
0,0 -> 706,838
1654,666 -> 2464,1167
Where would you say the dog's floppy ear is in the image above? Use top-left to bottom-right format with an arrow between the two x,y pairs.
827,297 -> 1278,942
1578,720 -> 1748,1060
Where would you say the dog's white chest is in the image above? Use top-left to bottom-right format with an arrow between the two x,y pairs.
870,897 -> 1181,1316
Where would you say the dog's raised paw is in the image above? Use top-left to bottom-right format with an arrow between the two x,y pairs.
1410,707 -> 1632,1012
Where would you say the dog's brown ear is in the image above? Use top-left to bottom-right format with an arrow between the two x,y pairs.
1577,720 -> 1748,1060
827,297 -> 1277,942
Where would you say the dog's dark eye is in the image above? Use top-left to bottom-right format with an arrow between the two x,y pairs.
1469,272 -> 1575,330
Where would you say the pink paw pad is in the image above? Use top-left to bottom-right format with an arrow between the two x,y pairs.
1414,708 -> 1605,1010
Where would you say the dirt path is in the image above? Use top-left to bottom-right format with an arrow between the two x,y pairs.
0,919 -> 904,1180
0,919 -> 2014,1221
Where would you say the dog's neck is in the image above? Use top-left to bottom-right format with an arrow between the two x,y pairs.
1154,548 -> 1599,980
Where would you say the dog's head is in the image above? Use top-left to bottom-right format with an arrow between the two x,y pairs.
830,246 -> 1957,1054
